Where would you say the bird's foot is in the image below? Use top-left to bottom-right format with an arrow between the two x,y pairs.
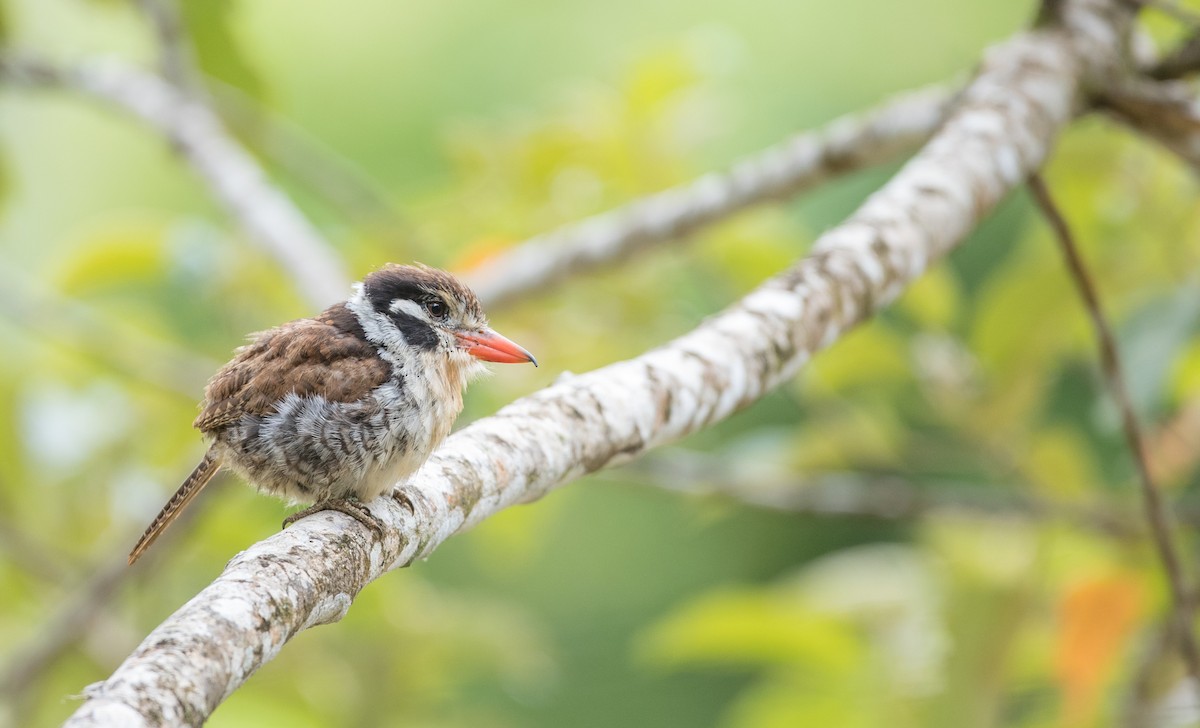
391,489 -> 416,514
283,499 -> 385,538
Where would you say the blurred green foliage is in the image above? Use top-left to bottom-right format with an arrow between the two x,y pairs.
2,0 -> 1200,726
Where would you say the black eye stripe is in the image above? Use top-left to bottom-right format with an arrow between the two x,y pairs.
388,311 -> 439,351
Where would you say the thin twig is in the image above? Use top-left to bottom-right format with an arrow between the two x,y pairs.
1027,172 -> 1200,682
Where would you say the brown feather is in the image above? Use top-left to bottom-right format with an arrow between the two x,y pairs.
194,303 -> 391,433
128,449 -> 222,565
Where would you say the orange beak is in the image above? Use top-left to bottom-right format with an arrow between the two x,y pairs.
456,328 -> 538,366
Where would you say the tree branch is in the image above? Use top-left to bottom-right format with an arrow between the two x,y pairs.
465,83 -> 956,308
1027,173 -> 1200,682
62,1 -> 1132,723
0,55 -> 350,308
1097,76 -> 1200,168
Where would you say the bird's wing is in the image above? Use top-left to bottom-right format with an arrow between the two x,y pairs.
194,304 -> 392,432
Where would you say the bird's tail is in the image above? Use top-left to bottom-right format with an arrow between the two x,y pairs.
128,449 -> 222,565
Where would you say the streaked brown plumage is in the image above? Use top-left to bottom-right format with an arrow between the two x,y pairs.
193,304 -> 392,432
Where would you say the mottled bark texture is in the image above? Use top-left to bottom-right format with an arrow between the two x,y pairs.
67,1 -> 1132,725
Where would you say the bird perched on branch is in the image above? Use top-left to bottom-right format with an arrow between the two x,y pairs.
128,264 -> 537,565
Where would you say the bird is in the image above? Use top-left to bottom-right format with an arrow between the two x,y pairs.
127,263 -> 537,565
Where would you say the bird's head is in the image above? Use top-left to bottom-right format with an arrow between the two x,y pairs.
351,263 -> 536,384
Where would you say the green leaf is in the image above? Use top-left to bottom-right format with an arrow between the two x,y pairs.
1023,426 -> 1103,497
899,266 -> 961,330
1169,337 -> 1200,401
636,588 -> 862,671
923,512 -> 1038,586
52,222 -> 169,294
725,668 -> 882,728
808,324 -> 914,393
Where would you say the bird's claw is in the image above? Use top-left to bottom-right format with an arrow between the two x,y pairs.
283,499 -> 386,539
391,489 -> 416,514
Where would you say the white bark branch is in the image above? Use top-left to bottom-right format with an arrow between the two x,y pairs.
466,83 -> 956,308
0,55 -> 350,308
65,1 -> 1131,724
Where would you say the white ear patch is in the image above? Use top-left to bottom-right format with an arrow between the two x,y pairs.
389,299 -> 426,318
346,287 -> 414,360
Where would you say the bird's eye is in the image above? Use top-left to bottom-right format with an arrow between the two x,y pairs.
424,299 -> 448,318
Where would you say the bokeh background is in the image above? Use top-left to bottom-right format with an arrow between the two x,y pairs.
3,0 -> 1200,726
